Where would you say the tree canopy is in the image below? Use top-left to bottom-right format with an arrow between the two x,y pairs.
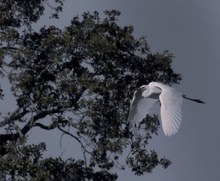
0,0 -> 181,180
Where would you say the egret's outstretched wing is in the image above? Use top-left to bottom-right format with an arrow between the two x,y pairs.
159,87 -> 183,136
128,90 -> 158,128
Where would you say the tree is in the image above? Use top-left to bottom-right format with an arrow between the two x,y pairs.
0,1 -> 181,180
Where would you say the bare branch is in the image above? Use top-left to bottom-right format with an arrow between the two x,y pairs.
34,122 -> 57,130
34,117 -> 69,130
57,125 -> 92,169
1,46 -> 18,51
57,126 -> 91,155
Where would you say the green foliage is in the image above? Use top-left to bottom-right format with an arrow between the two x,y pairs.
0,140 -> 117,181
0,1 -> 181,180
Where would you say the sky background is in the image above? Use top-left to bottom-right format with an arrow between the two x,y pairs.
2,0 -> 220,181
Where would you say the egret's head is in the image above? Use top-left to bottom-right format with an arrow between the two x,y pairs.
137,85 -> 152,97
136,85 -> 148,95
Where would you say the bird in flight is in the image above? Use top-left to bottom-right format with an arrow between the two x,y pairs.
128,82 -> 205,136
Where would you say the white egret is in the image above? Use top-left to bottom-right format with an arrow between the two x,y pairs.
128,82 -> 205,136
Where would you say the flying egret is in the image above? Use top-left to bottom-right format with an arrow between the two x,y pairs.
128,82 -> 205,136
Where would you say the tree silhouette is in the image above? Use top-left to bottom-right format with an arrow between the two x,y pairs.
0,1 -> 181,180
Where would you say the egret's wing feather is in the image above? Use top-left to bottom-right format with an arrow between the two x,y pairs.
128,91 -> 157,128
159,87 -> 183,136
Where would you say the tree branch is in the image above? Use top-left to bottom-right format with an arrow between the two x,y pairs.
0,108 -> 65,156
34,118 -> 69,130
0,108 -> 28,127
34,122 -> 58,130
58,126 -> 92,156
21,109 -> 65,136
0,85 -> 86,156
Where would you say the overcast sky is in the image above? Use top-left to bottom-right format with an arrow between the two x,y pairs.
20,0 -> 220,181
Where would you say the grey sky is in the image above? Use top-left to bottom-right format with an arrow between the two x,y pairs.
12,0 -> 220,181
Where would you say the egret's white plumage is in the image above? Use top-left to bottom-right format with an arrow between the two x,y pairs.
128,82 -> 204,136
